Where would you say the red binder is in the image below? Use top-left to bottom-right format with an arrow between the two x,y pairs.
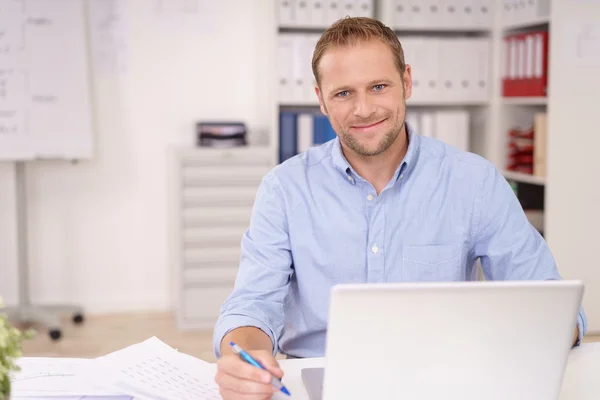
502,31 -> 548,97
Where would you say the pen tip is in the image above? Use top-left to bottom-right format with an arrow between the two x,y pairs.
229,341 -> 235,346
281,387 -> 291,396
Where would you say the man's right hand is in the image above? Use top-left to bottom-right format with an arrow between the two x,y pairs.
215,350 -> 284,400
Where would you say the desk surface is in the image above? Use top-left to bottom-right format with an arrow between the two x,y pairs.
273,342 -> 600,400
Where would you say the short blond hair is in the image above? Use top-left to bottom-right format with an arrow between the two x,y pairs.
311,17 -> 406,86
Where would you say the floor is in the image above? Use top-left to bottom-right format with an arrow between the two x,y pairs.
19,312 -> 600,363
19,312 -> 219,363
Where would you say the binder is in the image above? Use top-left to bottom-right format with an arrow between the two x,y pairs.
310,0 -> 327,28
278,35 -> 294,104
393,0 -> 410,27
532,31 -> 549,97
297,113 -> 314,152
277,0 -> 295,27
474,37 -> 490,101
434,110 -> 469,152
502,31 -> 548,97
295,0 -> 311,27
326,0 -> 344,25
419,37 -> 440,103
341,0 -> 356,17
291,35 -> 307,103
304,34 -> 321,102
313,115 -> 337,144
279,112 -> 298,162
355,0 -> 373,17
420,112 -> 436,138
405,111 -> 421,135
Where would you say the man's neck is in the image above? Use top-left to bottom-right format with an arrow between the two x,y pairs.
342,126 -> 409,195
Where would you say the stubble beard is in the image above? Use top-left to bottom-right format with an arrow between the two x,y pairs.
340,112 -> 405,157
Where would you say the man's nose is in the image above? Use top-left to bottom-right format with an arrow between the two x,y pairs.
352,93 -> 376,120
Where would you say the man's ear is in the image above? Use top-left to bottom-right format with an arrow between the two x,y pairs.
403,64 -> 413,100
315,85 -> 328,116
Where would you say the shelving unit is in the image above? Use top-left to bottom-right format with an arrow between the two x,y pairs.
169,0 -> 598,333
502,170 -> 545,186
502,96 -> 547,105
275,0 -> 495,163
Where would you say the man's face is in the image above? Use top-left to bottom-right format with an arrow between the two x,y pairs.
315,38 -> 412,157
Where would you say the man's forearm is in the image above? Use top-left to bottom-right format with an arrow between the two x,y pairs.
219,326 -> 274,357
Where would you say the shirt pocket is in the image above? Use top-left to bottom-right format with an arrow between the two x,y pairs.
402,243 -> 462,282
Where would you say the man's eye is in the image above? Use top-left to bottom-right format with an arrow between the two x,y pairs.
373,84 -> 386,91
336,90 -> 349,97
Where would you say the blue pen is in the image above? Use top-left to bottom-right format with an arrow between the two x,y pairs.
230,342 -> 291,396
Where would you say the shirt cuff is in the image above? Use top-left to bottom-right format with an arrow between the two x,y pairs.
213,314 -> 278,358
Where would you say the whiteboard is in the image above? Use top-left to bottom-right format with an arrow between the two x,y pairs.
0,0 -> 94,161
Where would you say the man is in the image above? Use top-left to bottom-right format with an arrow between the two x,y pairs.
213,17 -> 587,399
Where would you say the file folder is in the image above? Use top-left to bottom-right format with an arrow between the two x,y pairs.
277,0 -> 295,27
502,31 -> 548,97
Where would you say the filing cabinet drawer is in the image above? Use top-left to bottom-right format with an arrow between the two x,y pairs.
183,226 -> 246,247
184,247 -> 241,266
182,165 -> 269,187
183,266 -> 239,285
183,187 -> 258,207
183,206 -> 252,228
181,148 -> 273,167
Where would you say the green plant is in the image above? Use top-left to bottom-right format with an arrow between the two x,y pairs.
0,296 -> 34,398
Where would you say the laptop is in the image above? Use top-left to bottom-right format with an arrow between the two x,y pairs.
301,280 -> 584,400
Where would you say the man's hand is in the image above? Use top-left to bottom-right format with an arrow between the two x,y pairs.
215,349 -> 283,400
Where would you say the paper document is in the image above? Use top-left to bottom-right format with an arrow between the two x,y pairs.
11,357 -> 130,398
81,336 -> 222,400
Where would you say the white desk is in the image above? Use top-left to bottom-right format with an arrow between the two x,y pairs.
273,342 -> 600,400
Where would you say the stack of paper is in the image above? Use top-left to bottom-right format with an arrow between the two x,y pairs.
11,337 -> 222,400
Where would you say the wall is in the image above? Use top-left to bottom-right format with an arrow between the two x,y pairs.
0,0 -> 276,313
545,0 -> 600,333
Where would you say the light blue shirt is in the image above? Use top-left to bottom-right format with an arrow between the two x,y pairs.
213,123 -> 587,358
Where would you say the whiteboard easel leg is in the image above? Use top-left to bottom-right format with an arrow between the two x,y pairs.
4,161 -> 86,341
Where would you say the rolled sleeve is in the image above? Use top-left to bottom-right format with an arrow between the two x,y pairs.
212,171 -> 292,358
213,314 -> 278,358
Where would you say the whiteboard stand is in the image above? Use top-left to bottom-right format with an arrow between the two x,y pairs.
3,162 -> 85,341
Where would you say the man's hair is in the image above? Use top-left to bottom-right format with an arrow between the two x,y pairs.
311,17 -> 406,87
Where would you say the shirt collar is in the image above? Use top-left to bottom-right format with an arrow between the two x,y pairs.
331,120 -> 420,184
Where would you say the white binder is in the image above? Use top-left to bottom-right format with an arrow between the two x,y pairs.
393,0 -> 410,27
294,0 -> 311,26
475,38 -> 490,101
355,0 -> 373,17
304,34 -> 321,102
291,35 -> 307,103
278,0 -> 295,27
278,35 -> 294,104
420,38 -> 440,103
434,110 -> 470,152
420,112 -> 436,138
310,0 -> 328,27
297,113 -> 314,152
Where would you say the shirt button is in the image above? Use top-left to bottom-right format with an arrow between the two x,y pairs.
400,174 -> 404,179
371,244 -> 379,253
367,194 -> 374,201
347,175 -> 353,182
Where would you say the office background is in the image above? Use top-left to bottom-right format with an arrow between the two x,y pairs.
0,0 -> 598,354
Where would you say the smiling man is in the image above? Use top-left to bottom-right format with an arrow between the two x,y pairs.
212,17 -> 586,400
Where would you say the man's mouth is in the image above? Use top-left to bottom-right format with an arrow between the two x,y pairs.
351,119 -> 386,132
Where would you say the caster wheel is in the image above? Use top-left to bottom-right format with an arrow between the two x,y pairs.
49,329 -> 62,341
73,313 -> 84,324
